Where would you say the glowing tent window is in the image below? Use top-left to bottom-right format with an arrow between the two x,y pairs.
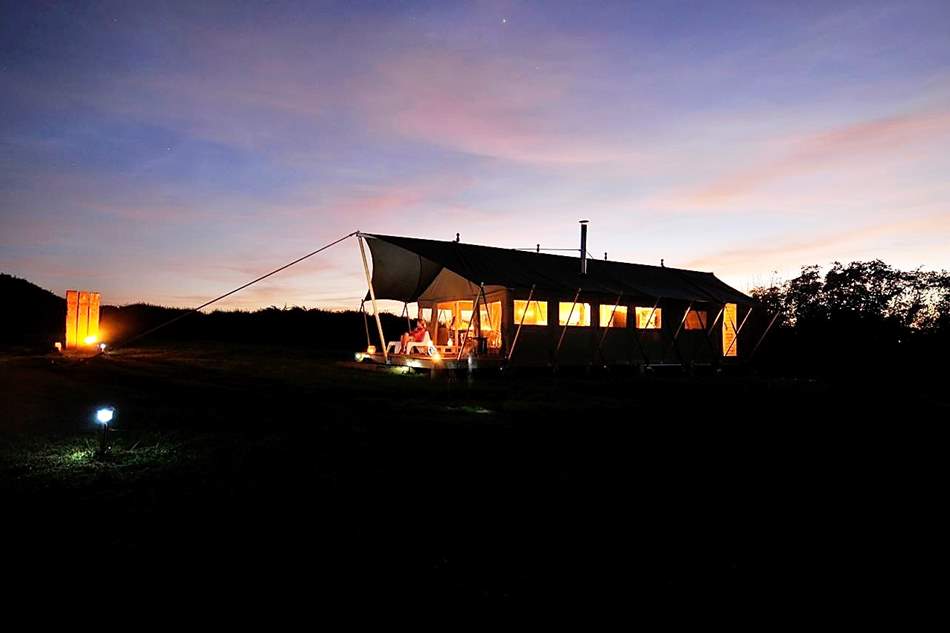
722,303 -> 738,357
559,302 -> 591,327
635,307 -> 662,329
599,304 -> 627,328
684,309 -> 708,330
513,300 -> 547,326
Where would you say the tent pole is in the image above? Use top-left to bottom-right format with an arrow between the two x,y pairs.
723,306 -> 753,358
665,301 -> 693,362
630,297 -> 660,365
506,284 -> 535,365
402,302 -> 411,331
357,233 -> 388,363
360,298 -> 371,348
707,305 -> 725,336
457,286 -> 482,361
750,310 -> 781,359
555,288 -> 582,362
595,291 -> 623,366
699,303 -> 725,362
478,283 -> 495,354
479,283 -> 494,331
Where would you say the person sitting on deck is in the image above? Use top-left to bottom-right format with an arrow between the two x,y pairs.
400,319 -> 428,354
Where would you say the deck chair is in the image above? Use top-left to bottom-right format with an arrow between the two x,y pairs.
386,332 -> 436,356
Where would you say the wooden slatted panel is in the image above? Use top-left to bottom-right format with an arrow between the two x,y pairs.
88,292 -> 100,343
77,291 -> 90,345
65,290 -> 79,349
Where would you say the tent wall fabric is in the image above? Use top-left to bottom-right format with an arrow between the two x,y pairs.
362,233 -> 752,366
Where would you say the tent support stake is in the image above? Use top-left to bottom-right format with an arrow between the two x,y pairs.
506,284 -> 535,365
555,288 -> 582,364
595,291 -> 623,366
698,303 -> 725,363
357,233 -> 388,363
458,285 -> 483,361
723,306 -> 753,358
665,301 -> 693,362
750,310 -> 781,359
630,298 -> 660,366
360,298 -> 371,349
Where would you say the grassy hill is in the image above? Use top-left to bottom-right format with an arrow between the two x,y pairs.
0,273 -> 65,346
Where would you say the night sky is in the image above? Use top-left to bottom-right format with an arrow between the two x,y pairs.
2,0 -> 949,310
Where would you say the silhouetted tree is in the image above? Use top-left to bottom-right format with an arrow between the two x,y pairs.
750,260 -> 950,381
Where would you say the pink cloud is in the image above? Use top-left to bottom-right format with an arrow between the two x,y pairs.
685,211 -> 950,277
359,49 -> 636,165
682,108 -> 950,206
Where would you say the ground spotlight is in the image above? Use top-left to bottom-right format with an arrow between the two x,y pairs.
96,407 -> 115,424
95,407 -> 116,455
98,343 -> 107,352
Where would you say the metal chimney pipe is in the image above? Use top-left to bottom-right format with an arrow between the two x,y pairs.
579,220 -> 589,275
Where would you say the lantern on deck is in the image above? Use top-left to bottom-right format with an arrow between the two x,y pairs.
65,290 -> 101,349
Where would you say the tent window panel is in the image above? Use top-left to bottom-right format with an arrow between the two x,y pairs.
599,304 -> 627,328
479,302 -> 501,332
559,302 -> 591,327
457,300 -> 475,331
513,300 -> 548,326
635,307 -> 662,329
436,305 -> 454,327
684,309 -> 707,330
420,307 -> 432,323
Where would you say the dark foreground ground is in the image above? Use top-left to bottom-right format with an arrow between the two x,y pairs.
1,343 -> 945,610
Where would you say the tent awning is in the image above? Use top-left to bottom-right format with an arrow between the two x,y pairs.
362,233 -> 751,305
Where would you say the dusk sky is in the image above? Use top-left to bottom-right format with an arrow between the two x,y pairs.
3,0 -> 950,311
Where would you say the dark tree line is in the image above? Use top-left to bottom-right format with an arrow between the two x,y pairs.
749,260 -> 950,380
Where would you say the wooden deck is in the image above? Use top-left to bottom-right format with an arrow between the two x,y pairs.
354,350 -> 504,371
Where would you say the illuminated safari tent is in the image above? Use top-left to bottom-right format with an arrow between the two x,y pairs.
65,290 -> 101,349
356,228 -> 752,370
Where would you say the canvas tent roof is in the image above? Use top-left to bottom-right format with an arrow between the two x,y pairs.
363,233 -> 751,305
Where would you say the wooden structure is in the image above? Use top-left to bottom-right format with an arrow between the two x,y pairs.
65,290 -> 101,349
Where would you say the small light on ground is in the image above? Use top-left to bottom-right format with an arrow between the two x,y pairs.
98,343 -> 107,352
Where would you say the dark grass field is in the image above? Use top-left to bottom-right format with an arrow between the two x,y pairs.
1,343 -> 945,608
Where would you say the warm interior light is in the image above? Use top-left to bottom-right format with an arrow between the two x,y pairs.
83,335 -> 98,346
95,408 -> 115,425
635,307 -> 662,329
722,303 -> 738,356
599,304 -> 628,328
559,302 -> 592,326
514,300 -> 548,325
366,345 -> 376,354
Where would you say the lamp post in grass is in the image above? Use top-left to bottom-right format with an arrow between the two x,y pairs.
95,407 -> 115,456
